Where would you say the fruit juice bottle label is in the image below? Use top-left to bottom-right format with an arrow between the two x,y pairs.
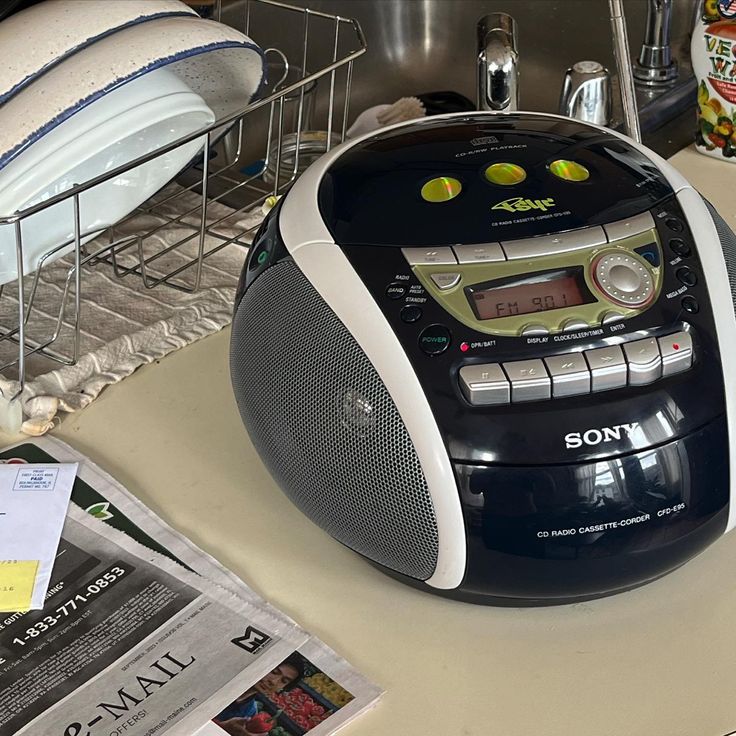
693,2 -> 736,159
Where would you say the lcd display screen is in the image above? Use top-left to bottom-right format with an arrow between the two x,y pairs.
467,268 -> 593,321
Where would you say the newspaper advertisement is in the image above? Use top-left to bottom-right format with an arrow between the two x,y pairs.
0,437 -> 382,736
1,503 -> 308,736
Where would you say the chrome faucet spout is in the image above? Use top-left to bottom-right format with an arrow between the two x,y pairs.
634,0 -> 678,86
477,13 -> 518,112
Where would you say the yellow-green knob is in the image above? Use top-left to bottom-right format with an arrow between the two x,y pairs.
549,159 -> 590,182
421,176 -> 462,202
484,162 -> 527,186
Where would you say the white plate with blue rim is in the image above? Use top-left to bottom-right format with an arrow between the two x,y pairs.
0,16 -> 265,284
0,0 -> 198,106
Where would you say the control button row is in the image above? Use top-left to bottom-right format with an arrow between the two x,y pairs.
458,331 -> 693,405
402,211 -> 657,266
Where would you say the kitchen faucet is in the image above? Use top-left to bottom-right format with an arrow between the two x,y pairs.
477,13 -> 518,111
634,0 -> 679,86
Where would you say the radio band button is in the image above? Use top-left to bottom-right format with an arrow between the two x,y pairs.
584,345 -> 628,392
623,338 -> 662,386
385,283 -> 407,299
503,359 -> 551,402
459,364 -> 510,405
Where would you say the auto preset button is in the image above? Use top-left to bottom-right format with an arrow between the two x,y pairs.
623,337 -> 662,386
418,324 -> 452,355
459,364 -> 510,406
584,345 -> 628,392
503,359 -> 551,402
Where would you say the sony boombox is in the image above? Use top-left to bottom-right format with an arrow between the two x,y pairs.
230,112 -> 736,605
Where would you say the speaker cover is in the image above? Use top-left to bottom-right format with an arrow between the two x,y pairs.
230,259 -> 441,580
704,199 -> 736,300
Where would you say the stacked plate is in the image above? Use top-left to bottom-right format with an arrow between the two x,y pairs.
0,0 -> 265,284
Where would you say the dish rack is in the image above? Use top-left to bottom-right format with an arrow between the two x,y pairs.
0,0 -> 366,414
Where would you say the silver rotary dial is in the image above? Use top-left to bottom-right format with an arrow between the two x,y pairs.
593,251 -> 655,308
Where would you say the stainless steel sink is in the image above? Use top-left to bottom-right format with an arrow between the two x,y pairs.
222,0 -> 698,158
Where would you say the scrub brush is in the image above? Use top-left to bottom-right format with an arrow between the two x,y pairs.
346,97 -> 426,138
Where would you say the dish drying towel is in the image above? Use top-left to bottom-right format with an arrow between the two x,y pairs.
0,185 -> 265,435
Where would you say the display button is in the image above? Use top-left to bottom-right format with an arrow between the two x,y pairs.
623,337 -> 662,386
665,217 -> 684,232
418,324 -> 452,355
677,267 -> 697,287
593,252 -> 654,307
484,162 -> 527,186
453,243 -> 505,263
503,359 -> 551,402
658,331 -> 693,376
385,282 -> 406,299
584,345 -> 627,392
430,272 -> 461,290
682,295 -> 699,313
400,305 -> 422,323
521,324 -> 550,336
459,364 -> 510,406
402,247 -> 457,266
603,211 -> 656,242
421,176 -> 462,203
501,226 -> 607,259
549,159 -> 590,182
544,353 -> 591,397
669,238 -> 691,257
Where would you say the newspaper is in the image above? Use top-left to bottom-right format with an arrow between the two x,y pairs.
0,437 -> 382,736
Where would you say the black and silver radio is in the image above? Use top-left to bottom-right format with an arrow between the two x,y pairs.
230,112 -> 736,605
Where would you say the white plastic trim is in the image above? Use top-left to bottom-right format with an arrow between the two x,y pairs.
675,187 -> 736,532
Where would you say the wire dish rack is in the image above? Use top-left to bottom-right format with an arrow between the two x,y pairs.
0,0 -> 366,423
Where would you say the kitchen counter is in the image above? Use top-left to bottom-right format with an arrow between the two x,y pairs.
3,145 -> 736,736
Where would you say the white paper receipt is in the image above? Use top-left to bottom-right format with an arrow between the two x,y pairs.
0,463 -> 77,611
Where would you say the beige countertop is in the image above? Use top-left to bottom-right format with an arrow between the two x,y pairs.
3,144 -> 736,736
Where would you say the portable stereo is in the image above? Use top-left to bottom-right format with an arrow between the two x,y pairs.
230,112 -> 736,605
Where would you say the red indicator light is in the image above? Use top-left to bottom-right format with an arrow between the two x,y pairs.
460,342 -> 470,352
673,343 -> 680,351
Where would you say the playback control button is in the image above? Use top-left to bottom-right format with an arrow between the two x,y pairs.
658,332 -> 693,376
503,359 -> 551,403
459,364 -> 510,406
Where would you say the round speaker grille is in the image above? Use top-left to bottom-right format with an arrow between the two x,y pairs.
230,259 -> 440,580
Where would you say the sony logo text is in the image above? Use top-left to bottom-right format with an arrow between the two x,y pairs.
565,422 -> 639,449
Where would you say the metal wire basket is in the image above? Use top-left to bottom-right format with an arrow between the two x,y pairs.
0,0 -> 366,425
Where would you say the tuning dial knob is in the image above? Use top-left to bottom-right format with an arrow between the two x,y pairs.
593,252 -> 654,308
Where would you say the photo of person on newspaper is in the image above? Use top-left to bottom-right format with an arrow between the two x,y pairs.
212,652 -> 356,735
214,654 -> 304,729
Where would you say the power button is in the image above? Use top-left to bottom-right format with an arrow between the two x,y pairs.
419,325 -> 452,355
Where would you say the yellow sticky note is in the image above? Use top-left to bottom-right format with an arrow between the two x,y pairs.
0,560 -> 38,611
